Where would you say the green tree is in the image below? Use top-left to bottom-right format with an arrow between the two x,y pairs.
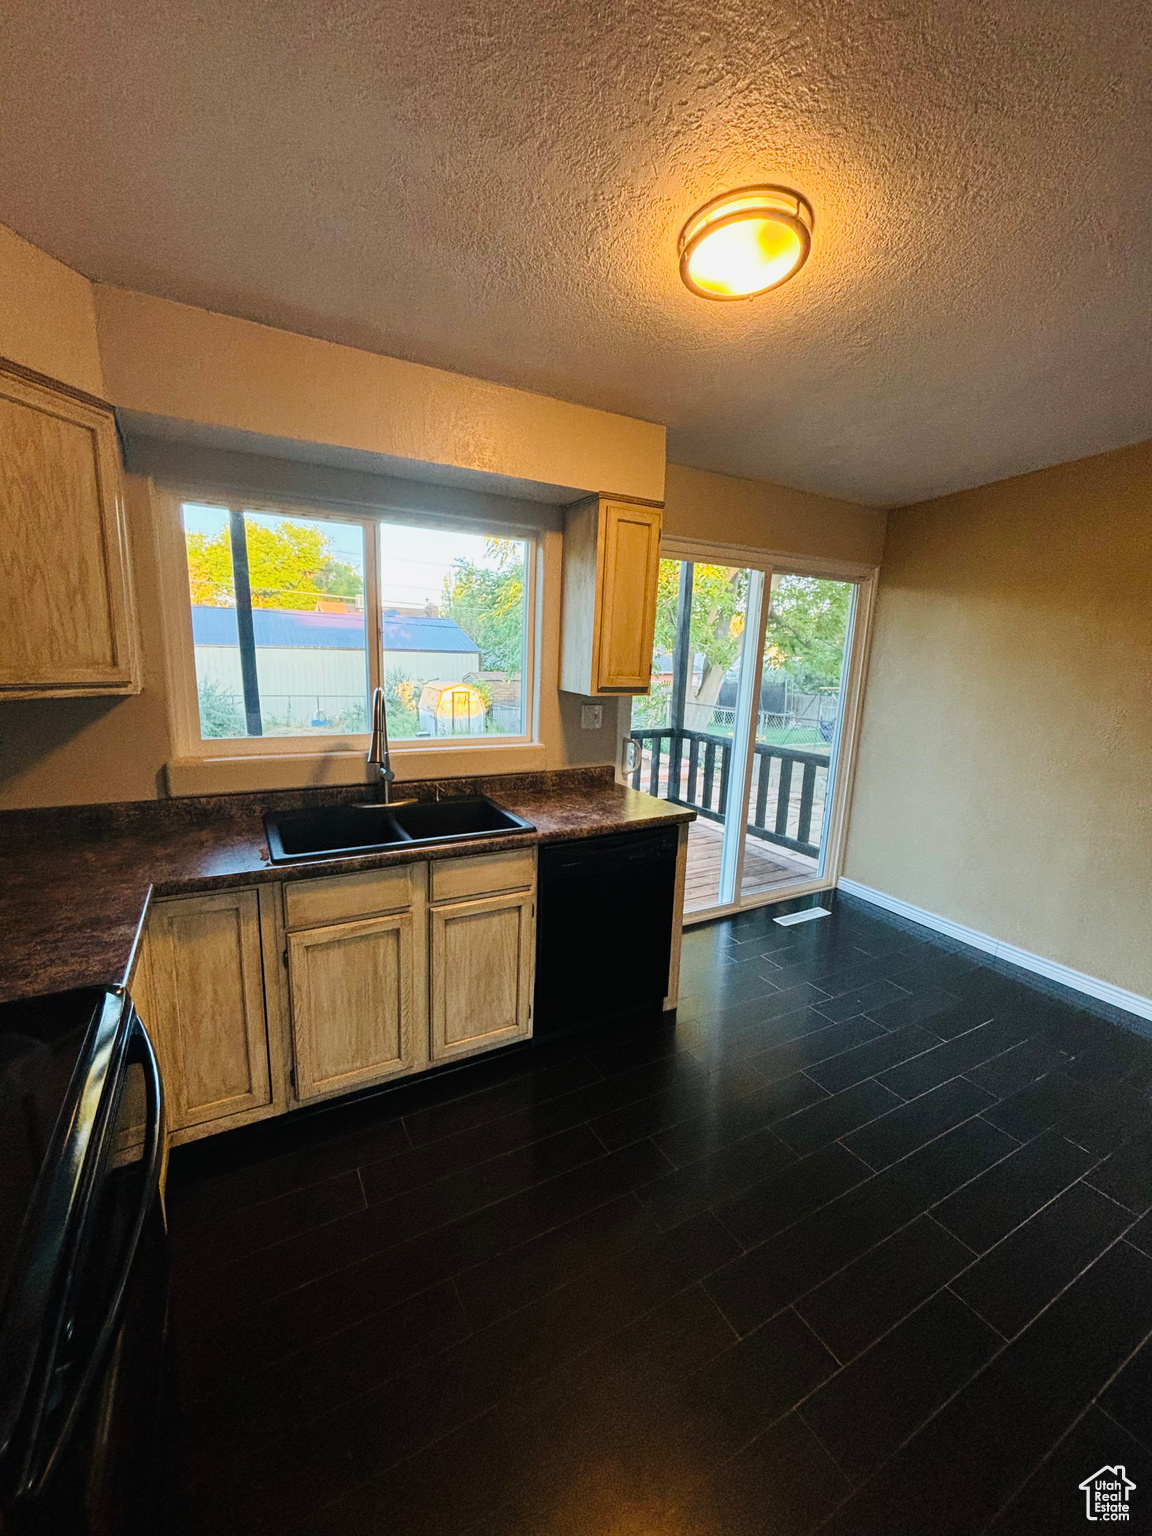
646,565 -> 851,734
440,541 -> 524,672
765,577 -> 851,691
186,519 -> 363,609
196,677 -> 245,737
652,561 -> 747,728
384,669 -> 419,738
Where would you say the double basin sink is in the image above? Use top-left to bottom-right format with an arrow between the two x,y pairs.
264,795 -> 535,864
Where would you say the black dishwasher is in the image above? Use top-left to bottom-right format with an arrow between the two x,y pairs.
534,826 -> 680,1035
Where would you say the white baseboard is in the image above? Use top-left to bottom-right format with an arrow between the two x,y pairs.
837,878 -> 1152,1024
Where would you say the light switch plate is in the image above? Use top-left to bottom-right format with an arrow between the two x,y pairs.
580,704 -> 603,730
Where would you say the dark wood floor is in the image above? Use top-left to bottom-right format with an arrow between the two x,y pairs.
164,893 -> 1152,1536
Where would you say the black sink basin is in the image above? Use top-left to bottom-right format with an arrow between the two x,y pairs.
264,804 -> 407,862
389,798 -> 532,843
264,796 -> 534,864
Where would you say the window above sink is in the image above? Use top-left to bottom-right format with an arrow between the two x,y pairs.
156,492 -> 538,767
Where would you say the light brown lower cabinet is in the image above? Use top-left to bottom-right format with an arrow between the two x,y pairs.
140,889 -> 275,1138
287,912 -> 425,1101
429,890 -> 535,1062
133,848 -> 539,1145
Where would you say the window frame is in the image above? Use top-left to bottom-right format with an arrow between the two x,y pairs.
155,486 -> 539,762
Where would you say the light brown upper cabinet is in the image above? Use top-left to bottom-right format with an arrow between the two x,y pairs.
559,494 -> 663,695
0,358 -> 139,698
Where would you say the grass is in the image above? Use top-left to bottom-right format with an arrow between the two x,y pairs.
756,726 -> 830,749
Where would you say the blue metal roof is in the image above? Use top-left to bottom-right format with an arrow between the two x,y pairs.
191,606 -> 480,654
381,614 -> 481,655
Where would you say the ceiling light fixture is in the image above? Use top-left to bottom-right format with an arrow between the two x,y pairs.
678,185 -> 813,300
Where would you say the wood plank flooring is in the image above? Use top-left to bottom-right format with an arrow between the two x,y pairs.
163,893 -> 1152,1536
685,818 -> 817,911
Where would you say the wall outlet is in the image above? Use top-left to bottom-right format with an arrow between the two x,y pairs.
580,704 -> 603,730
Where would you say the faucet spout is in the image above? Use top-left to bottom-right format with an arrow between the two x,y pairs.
367,685 -> 396,802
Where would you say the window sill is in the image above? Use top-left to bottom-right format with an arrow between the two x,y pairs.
165,741 -> 548,797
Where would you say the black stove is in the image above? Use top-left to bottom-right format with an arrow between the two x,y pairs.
0,986 -> 168,1534
0,990 -> 104,1305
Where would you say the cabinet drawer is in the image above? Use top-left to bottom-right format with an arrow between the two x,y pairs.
430,849 -> 536,904
284,864 -> 414,929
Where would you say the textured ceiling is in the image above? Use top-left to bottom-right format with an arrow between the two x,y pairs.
2,0 -> 1151,506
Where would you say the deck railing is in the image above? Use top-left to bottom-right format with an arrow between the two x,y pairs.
629,727 -> 829,859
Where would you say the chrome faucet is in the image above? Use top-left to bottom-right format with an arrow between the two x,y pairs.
367,686 -> 396,802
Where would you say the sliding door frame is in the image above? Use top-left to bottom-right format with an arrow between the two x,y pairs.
657,536 -> 878,926
718,568 -> 768,907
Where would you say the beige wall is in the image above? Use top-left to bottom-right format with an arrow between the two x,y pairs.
0,229 -> 662,807
663,462 -> 885,568
0,446 -> 887,813
844,439 -> 1152,999
0,224 -> 104,396
94,286 -> 665,503
0,228 -> 890,809
0,220 -> 665,501
0,475 -> 621,809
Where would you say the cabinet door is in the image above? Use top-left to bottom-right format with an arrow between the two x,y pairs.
288,913 -> 420,1101
430,891 -> 534,1063
146,890 -> 273,1132
0,361 -> 139,697
596,500 -> 661,691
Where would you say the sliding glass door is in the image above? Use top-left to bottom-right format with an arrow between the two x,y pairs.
629,559 -> 760,911
737,573 -> 857,900
628,553 -> 866,920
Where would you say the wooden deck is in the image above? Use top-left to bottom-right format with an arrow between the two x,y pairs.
684,817 -> 818,913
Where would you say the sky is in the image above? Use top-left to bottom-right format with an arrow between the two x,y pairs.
181,504 -> 523,607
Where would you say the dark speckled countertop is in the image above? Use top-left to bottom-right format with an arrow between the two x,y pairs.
0,766 -> 693,1004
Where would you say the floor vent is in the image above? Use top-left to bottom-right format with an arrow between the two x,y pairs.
773,907 -> 831,928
